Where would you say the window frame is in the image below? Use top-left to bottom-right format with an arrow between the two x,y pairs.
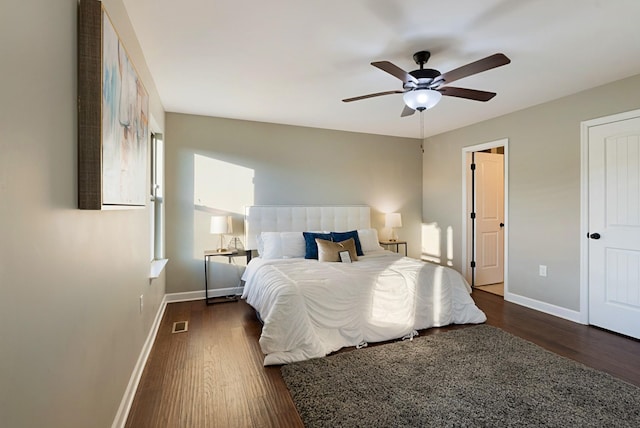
149,132 -> 167,278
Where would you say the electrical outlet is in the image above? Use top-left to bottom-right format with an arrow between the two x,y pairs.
539,265 -> 547,277
139,295 -> 144,313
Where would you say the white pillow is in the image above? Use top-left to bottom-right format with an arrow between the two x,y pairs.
358,228 -> 383,253
260,231 -> 306,259
261,232 -> 283,259
280,232 -> 306,258
256,234 -> 265,256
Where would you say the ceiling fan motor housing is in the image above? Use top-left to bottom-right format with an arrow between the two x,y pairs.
405,68 -> 442,90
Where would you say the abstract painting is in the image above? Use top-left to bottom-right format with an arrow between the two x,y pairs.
101,10 -> 148,206
78,0 -> 148,209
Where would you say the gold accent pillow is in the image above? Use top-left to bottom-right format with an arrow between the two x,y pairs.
315,238 -> 359,262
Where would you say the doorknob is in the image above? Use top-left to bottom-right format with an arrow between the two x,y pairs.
589,233 -> 601,240
499,223 -> 504,228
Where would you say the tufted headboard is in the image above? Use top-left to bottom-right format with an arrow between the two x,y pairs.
244,205 -> 371,250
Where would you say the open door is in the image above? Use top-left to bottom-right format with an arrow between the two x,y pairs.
464,143 -> 507,292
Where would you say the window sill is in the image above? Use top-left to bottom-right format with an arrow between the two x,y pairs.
149,258 -> 169,279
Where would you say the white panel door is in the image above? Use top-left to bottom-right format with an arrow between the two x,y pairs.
588,117 -> 640,339
474,152 -> 505,286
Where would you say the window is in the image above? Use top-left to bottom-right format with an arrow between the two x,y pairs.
149,132 -> 167,277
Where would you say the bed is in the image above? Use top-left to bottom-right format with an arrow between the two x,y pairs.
241,206 -> 486,365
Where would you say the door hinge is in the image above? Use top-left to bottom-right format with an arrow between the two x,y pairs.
470,261 -> 476,268
470,212 -> 476,219
470,163 -> 476,170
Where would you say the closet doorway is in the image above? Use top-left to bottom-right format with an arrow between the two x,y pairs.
462,139 -> 508,297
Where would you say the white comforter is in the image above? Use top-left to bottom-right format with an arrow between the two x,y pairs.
241,251 -> 486,365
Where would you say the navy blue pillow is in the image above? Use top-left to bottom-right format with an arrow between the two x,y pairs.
303,232 -> 332,259
331,230 -> 364,256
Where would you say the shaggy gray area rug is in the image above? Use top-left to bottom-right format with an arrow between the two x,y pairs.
281,325 -> 640,427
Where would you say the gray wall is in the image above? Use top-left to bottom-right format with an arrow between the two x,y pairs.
5,3 -> 637,426
423,74 -> 640,312
0,1 -> 166,427
165,113 -> 423,294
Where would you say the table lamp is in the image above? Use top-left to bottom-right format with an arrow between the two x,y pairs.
210,215 -> 232,252
385,213 -> 402,242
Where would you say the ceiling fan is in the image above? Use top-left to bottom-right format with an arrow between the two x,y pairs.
343,51 -> 511,117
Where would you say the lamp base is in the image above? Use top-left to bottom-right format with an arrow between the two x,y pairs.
389,229 -> 398,242
216,235 -> 227,253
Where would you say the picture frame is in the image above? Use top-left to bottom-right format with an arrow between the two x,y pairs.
339,250 -> 352,263
78,0 -> 149,209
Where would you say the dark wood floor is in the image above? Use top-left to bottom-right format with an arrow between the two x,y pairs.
125,291 -> 640,427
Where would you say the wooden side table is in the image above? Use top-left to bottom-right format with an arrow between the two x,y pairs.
204,249 -> 252,305
379,240 -> 408,256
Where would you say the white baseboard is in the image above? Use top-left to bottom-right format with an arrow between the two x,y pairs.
504,291 -> 584,324
111,294 -> 168,428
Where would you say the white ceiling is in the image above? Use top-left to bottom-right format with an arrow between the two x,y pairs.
122,0 -> 640,139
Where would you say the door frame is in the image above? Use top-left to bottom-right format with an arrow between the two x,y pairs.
461,138 -> 509,295
579,108 -> 640,324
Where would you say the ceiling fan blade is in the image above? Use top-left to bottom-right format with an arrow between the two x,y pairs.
434,53 -> 510,86
342,90 -> 405,103
371,61 -> 418,85
400,105 -> 415,117
438,86 -> 497,101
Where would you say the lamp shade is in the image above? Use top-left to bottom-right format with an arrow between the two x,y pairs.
403,89 -> 442,111
385,213 -> 402,228
210,215 -> 232,234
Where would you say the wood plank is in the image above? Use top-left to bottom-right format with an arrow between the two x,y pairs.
126,290 -> 640,427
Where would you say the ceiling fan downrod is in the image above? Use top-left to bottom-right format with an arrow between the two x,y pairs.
413,51 -> 431,69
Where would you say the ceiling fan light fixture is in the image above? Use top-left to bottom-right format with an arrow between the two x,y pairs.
403,89 -> 442,111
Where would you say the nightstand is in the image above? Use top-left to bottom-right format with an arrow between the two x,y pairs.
204,249 -> 252,305
379,240 -> 408,256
